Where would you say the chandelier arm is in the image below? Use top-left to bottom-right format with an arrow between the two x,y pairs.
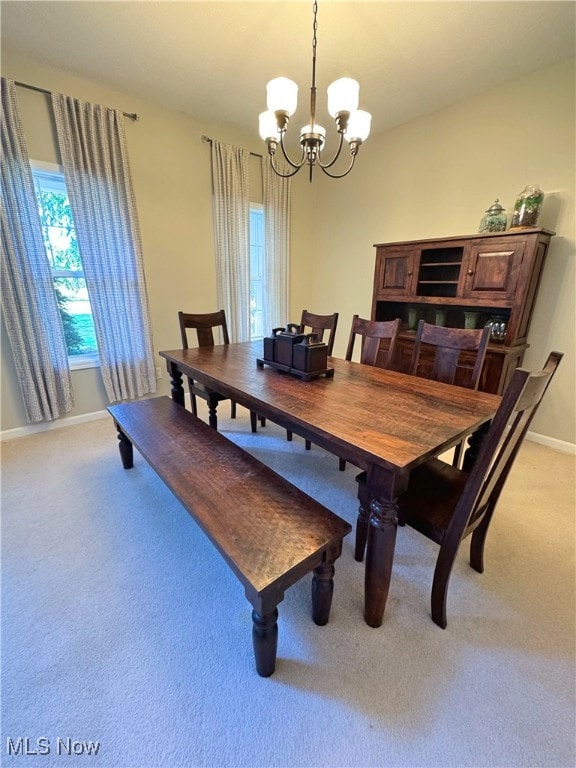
270,154 -> 306,178
316,132 -> 345,170
319,152 -> 357,179
279,131 -> 307,170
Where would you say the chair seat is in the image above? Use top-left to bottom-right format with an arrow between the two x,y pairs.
398,458 -> 468,544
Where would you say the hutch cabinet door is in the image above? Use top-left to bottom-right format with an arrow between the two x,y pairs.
374,248 -> 417,297
461,239 -> 526,301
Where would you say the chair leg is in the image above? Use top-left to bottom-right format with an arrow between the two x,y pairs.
190,392 -> 198,417
286,430 -> 293,442
259,416 -> 266,427
469,502 -> 497,573
339,458 -> 346,472
305,440 -> 311,451
430,539 -> 461,629
231,400 -> 237,419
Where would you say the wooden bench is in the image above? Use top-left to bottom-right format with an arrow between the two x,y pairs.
108,396 -> 351,677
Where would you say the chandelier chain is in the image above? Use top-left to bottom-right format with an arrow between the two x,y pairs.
312,0 -> 318,88
260,0 -> 371,181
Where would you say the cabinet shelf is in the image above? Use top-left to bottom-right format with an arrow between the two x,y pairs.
420,262 -> 463,268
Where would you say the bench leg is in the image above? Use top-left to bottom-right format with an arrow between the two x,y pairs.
115,424 -> 133,469
311,558 -> 336,626
252,608 -> 278,677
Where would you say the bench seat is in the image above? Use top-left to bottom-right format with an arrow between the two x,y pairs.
108,396 -> 351,676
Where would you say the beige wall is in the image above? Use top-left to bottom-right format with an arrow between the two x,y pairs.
1,49 -> 574,445
305,59 -> 575,445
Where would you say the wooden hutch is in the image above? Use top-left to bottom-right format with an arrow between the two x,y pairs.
371,228 -> 554,394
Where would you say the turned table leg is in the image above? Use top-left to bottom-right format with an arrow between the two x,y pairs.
364,496 -> 398,628
168,363 -> 185,406
207,396 -> 219,430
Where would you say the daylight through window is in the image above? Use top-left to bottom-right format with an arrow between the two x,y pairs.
31,162 -> 99,368
250,205 -> 265,339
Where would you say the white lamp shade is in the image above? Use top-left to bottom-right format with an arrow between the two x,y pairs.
345,110 -> 372,142
266,77 -> 298,116
327,78 -> 359,117
300,123 -> 326,147
259,111 -> 280,141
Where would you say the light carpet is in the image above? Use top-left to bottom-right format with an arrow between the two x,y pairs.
1,401 -> 575,768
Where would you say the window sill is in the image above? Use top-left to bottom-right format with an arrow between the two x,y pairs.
69,354 -> 100,371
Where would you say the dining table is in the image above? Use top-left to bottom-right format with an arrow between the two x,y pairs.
159,340 -> 500,628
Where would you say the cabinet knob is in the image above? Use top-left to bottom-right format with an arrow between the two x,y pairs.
467,269 -> 474,275
408,270 -> 413,276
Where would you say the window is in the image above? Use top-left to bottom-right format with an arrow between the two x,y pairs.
31,162 -> 99,369
250,204 -> 265,339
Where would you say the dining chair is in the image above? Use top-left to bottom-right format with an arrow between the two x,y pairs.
284,310 -> 339,442
346,315 -> 401,367
410,319 -> 491,389
178,310 -> 237,430
358,351 -> 563,628
334,316 -> 401,471
299,310 -> 339,355
410,320 -> 492,468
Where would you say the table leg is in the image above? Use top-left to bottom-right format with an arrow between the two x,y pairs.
462,421 -> 491,472
168,363 -> 185,406
207,395 -> 219,430
364,495 -> 399,628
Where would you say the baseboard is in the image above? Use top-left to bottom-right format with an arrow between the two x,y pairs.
2,407 -> 575,455
1,409 -> 109,441
525,430 -> 576,455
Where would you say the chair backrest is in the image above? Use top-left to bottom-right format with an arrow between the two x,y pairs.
298,310 -> 339,355
178,310 -> 230,348
345,315 -> 401,367
450,351 -> 563,541
410,320 -> 491,389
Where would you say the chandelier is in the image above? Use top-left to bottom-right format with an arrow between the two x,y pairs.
258,0 -> 372,181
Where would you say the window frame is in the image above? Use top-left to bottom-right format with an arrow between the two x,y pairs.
30,160 -> 100,371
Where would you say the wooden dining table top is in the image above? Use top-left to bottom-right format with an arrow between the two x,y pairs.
159,340 -> 500,478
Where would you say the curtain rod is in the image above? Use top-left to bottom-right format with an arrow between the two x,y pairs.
14,80 -> 140,121
201,134 -> 262,160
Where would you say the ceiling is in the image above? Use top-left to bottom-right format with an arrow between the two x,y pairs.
1,1 -> 575,142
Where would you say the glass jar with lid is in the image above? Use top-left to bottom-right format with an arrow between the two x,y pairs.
478,199 -> 507,233
510,184 -> 544,228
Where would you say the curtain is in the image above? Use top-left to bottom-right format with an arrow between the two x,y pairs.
0,78 -> 74,422
262,159 -> 291,331
51,93 -> 156,401
210,140 -> 250,343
